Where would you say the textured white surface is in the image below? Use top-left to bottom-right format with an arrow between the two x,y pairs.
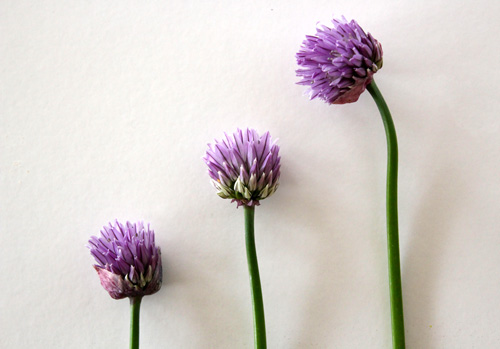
1,1 -> 500,348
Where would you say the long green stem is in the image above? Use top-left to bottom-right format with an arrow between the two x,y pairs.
130,296 -> 143,349
244,205 -> 267,349
367,80 -> 405,348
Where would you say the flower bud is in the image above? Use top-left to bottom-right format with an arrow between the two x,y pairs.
296,16 -> 383,104
88,220 -> 162,299
204,128 -> 281,207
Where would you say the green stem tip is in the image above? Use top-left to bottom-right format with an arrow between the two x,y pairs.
130,296 -> 143,349
367,80 -> 405,349
244,205 -> 267,349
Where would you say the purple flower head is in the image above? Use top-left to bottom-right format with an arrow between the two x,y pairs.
204,128 -> 281,207
296,16 -> 383,104
88,220 -> 162,299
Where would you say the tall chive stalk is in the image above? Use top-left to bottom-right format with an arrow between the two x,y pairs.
367,81 -> 405,347
296,16 -> 405,348
204,128 -> 281,348
244,206 -> 266,348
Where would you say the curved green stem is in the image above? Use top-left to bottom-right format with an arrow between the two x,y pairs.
130,296 -> 143,349
367,80 -> 405,348
244,205 -> 267,349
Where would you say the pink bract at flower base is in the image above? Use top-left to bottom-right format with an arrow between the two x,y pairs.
296,16 -> 383,104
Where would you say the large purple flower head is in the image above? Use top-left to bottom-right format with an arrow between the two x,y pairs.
204,128 -> 281,207
296,16 -> 383,104
88,220 -> 162,299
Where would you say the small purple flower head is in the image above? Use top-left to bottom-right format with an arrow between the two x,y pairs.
296,16 -> 383,104
204,128 -> 281,207
88,220 -> 162,299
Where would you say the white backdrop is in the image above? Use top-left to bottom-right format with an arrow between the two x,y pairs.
2,1 -> 500,348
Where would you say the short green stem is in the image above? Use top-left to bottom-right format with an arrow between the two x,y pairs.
244,205 -> 267,349
130,296 -> 143,349
367,80 -> 405,348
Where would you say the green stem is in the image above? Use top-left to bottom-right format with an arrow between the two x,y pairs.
130,296 -> 143,349
244,205 -> 267,349
367,80 -> 405,349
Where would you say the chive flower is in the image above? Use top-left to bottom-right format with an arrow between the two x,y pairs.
204,128 -> 281,207
88,220 -> 162,299
296,16 -> 383,104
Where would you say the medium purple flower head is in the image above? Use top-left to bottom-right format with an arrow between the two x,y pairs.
88,220 -> 162,299
204,128 -> 281,207
296,16 -> 383,104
